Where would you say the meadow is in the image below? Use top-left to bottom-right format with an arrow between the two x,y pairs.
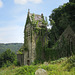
0,55 -> 75,75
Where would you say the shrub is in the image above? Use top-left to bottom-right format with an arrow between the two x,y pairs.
0,49 -> 17,67
16,65 -> 38,75
62,55 -> 75,71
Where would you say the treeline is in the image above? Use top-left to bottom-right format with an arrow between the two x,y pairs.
0,43 -> 23,54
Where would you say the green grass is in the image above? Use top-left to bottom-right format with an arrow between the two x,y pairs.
0,65 -> 20,75
0,56 -> 75,75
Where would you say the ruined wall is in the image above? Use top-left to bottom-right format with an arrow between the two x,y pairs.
31,30 -> 36,62
58,26 -> 75,56
24,23 -> 32,65
17,54 -> 24,65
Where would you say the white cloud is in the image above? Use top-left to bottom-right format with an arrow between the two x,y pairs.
29,0 -> 42,4
0,25 -> 24,43
14,0 -> 42,5
14,0 -> 27,5
0,0 -> 3,8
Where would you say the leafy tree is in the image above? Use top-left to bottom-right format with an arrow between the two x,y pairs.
49,2 -> 75,46
0,49 -> 17,67
69,0 -> 75,3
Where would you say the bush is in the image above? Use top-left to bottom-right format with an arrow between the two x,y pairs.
2,61 -> 11,67
16,65 -> 38,75
0,49 -> 17,67
62,55 -> 75,71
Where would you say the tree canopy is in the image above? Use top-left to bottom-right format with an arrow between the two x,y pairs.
0,49 -> 16,67
69,0 -> 75,3
48,2 -> 75,47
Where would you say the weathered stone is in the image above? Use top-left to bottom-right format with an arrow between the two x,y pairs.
35,69 -> 48,75
58,25 -> 75,52
44,62 -> 48,66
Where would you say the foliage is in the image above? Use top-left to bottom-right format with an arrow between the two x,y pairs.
50,57 -> 67,64
62,55 -> 75,71
42,15 -> 48,25
17,45 -> 25,54
0,55 -> 75,75
25,13 -> 31,25
0,49 -> 17,67
45,35 -> 75,61
49,2 -> 75,46
47,1 -> 75,61
69,0 -> 75,3
35,38 -> 44,63
48,25 -> 59,48
16,65 -> 38,75
31,13 -> 48,26
31,13 -> 37,25
0,65 -> 19,75
35,26 -> 48,63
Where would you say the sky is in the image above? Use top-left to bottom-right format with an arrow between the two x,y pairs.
0,0 -> 69,43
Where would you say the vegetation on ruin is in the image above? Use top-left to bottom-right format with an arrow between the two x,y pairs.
22,12 -> 48,53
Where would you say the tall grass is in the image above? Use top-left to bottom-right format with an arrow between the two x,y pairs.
0,55 -> 75,75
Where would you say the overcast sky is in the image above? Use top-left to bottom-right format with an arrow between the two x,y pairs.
0,0 -> 69,43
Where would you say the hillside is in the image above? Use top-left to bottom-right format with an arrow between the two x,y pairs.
0,43 -> 23,54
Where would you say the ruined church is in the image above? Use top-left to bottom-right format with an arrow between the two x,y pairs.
17,10 -> 48,65
58,25 -> 75,56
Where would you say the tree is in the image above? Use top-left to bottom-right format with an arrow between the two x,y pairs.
69,0 -> 75,3
0,49 -> 16,67
49,2 -> 75,47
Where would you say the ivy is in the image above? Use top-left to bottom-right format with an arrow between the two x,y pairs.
41,15 -> 48,26
31,14 -> 36,25
35,38 -> 44,63
25,14 -> 31,26
31,14 -> 39,26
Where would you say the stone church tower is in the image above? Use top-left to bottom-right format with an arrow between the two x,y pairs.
17,9 -> 48,65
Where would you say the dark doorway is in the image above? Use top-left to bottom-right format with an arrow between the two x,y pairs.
27,60 -> 30,65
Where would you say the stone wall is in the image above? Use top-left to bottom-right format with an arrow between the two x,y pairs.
58,25 -> 75,55
17,54 -> 24,65
31,31 -> 36,62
